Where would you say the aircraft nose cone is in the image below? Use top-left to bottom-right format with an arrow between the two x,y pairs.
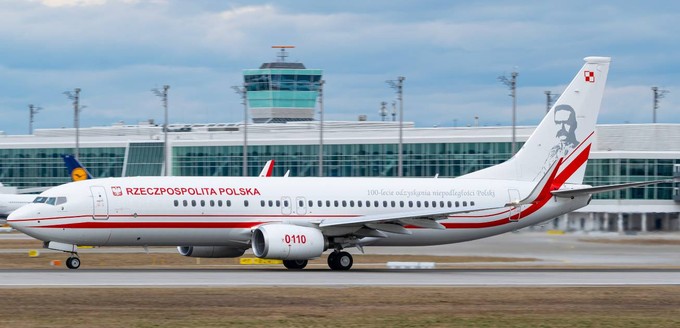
7,206 -> 31,232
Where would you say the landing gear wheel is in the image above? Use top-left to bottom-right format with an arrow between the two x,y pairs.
328,251 -> 353,271
283,259 -> 308,270
65,256 -> 81,270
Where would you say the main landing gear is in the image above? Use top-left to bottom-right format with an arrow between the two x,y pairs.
65,254 -> 81,269
283,259 -> 308,270
327,251 -> 353,271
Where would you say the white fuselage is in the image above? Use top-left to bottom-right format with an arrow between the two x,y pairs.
7,176 -> 589,247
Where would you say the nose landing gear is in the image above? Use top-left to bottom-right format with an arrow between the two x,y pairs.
65,256 -> 81,269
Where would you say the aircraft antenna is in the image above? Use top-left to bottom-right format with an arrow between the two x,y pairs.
272,45 -> 295,62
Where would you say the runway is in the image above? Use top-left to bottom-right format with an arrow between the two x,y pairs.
2,268 -> 679,287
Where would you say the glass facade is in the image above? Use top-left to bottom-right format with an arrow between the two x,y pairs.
585,158 -> 679,200
126,142 -> 164,177
173,142 -> 516,179
0,147 -> 125,188
0,141 -> 676,201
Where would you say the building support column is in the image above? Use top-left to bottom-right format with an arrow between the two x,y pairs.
587,212 -> 595,231
603,213 -> 609,232
557,214 -> 568,231
641,213 -> 648,233
617,213 -> 624,234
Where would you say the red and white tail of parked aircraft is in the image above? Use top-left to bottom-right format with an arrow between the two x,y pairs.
7,57 -> 671,270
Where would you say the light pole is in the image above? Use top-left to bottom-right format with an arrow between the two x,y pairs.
386,76 -> 405,177
651,86 -> 669,123
233,84 -> 248,177
152,85 -> 170,176
28,104 -> 43,135
499,71 -> 518,154
63,88 -> 82,160
544,91 -> 559,114
318,80 -> 325,177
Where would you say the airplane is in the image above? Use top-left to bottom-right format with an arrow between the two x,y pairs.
8,57 -> 671,270
0,155 -> 92,218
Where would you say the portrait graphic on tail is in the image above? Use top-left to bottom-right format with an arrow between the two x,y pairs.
533,104 -> 581,181
550,104 -> 580,159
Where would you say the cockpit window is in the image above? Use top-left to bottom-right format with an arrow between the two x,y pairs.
32,196 -> 67,205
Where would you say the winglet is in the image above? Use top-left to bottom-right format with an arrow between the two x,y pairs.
506,157 -> 563,207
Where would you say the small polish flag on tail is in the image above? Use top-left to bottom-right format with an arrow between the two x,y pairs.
584,71 -> 595,83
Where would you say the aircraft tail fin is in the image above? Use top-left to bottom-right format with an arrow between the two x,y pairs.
62,155 -> 93,181
463,56 -> 611,184
259,160 -> 275,177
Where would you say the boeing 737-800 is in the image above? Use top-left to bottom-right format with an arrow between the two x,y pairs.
8,57 -> 669,270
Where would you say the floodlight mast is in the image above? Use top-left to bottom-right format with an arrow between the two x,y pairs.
152,85 -> 170,176
317,80 -> 326,177
379,101 -> 387,121
233,84 -> 248,177
28,104 -> 43,135
386,76 -> 405,177
63,88 -> 82,160
652,86 -> 670,123
498,70 -> 518,154
544,90 -> 559,114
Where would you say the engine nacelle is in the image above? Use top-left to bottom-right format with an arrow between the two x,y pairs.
251,224 -> 326,260
177,246 -> 246,258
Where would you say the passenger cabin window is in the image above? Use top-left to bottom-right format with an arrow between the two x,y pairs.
174,200 -> 179,207
244,200 -> 249,207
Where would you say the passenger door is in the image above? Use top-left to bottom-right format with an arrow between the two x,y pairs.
90,186 -> 109,220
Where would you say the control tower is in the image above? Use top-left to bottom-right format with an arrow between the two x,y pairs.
243,46 -> 323,123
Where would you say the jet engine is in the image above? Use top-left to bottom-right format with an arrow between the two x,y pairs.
177,246 -> 246,258
251,224 -> 327,260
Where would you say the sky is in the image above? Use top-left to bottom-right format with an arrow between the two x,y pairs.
0,0 -> 678,135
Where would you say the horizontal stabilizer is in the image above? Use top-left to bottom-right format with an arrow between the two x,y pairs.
551,179 -> 674,198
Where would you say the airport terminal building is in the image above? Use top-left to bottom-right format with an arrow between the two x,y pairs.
1,50 -> 678,233
0,121 -> 678,233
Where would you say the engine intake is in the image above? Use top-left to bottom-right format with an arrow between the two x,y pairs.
177,246 -> 246,258
252,224 -> 326,260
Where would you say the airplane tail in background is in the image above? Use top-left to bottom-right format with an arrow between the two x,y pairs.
463,57 -> 611,184
62,155 -> 93,181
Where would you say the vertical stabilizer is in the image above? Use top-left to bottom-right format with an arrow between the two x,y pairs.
463,57 -> 610,183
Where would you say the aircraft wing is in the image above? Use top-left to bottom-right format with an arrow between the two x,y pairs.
318,205 -> 506,235
551,179 -> 674,198
318,158 -> 561,236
